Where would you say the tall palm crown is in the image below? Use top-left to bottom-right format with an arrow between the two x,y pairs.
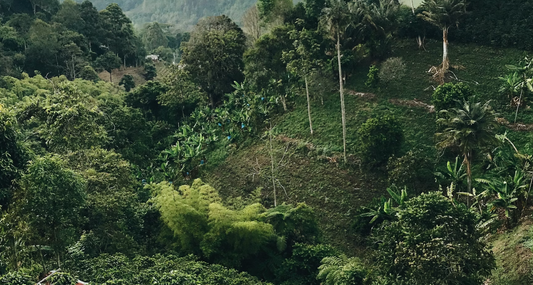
419,0 -> 467,30
436,98 -> 498,156
320,0 -> 353,38
436,98 -> 498,193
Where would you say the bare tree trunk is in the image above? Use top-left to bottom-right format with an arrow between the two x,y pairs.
411,0 -> 424,49
514,86 -> 524,123
305,76 -> 313,135
269,126 -> 277,207
337,32 -> 347,163
442,28 -> 449,71
464,152 -> 472,205
280,96 -> 287,111
109,70 -> 112,83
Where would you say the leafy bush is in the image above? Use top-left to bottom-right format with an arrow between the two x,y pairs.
260,203 -> 321,248
358,116 -> 404,166
431,82 -> 474,112
372,192 -> 495,285
387,150 -> 434,192
379,57 -> 406,84
67,253 -> 272,284
0,271 -> 33,285
144,62 -> 157,80
79,66 -> 100,82
365,65 -> 379,88
119,74 -> 135,92
275,243 -> 338,285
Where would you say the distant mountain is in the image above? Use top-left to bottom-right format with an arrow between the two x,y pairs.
78,0 -> 257,31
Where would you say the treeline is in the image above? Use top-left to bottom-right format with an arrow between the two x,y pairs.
0,0 -> 143,80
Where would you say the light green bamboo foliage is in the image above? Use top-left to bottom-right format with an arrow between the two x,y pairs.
150,179 -> 219,254
150,179 -> 276,266
202,202 -> 276,266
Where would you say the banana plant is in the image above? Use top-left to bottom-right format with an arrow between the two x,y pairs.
478,170 -> 527,218
435,157 -> 467,193
359,185 -> 408,224
504,57 -> 533,122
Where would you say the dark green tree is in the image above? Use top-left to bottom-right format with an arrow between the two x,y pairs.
63,148 -> 143,257
143,62 -> 157,80
79,65 -> 100,82
119,74 -> 135,92
181,15 -> 246,106
431,82 -> 474,112
0,108 -> 26,208
95,51 -> 121,82
244,25 -> 293,110
79,0 -> 103,52
142,22 -> 168,52
21,155 -> 86,267
373,192 -> 495,284
36,83 -> 108,152
99,3 -> 136,66
24,19 -> 60,76
52,0 -> 84,32
358,116 -> 404,166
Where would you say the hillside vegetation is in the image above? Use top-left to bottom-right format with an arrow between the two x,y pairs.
3,0 -> 533,284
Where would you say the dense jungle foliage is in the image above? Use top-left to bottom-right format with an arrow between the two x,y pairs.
2,0 -> 533,284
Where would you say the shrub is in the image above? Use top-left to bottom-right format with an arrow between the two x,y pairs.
431,82 -> 474,111
387,150 -> 435,192
144,62 -> 157,80
79,65 -> 100,82
372,192 -> 495,285
0,271 -> 33,285
275,243 -> 338,285
119,75 -> 135,92
365,65 -> 379,88
379,57 -> 406,84
358,116 -> 404,166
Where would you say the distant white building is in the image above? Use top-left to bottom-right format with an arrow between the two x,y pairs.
146,54 -> 160,62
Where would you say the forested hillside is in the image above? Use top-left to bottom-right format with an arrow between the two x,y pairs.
69,0 -> 258,30
3,0 -> 533,284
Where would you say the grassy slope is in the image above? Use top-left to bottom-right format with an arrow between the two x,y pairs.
202,39 -> 533,270
490,219 -> 533,284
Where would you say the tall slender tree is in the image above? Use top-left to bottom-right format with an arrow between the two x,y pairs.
320,0 -> 361,162
419,0 -> 467,81
283,25 -> 322,135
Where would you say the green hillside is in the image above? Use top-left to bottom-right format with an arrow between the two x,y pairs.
4,0 -> 533,284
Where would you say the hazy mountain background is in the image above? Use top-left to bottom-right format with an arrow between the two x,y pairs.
70,0 -> 257,31
68,0 -> 423,31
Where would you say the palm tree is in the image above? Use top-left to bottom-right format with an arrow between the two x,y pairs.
320,0 -> 360,162
435,97 -> 498,193
418,0 -> 467,80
